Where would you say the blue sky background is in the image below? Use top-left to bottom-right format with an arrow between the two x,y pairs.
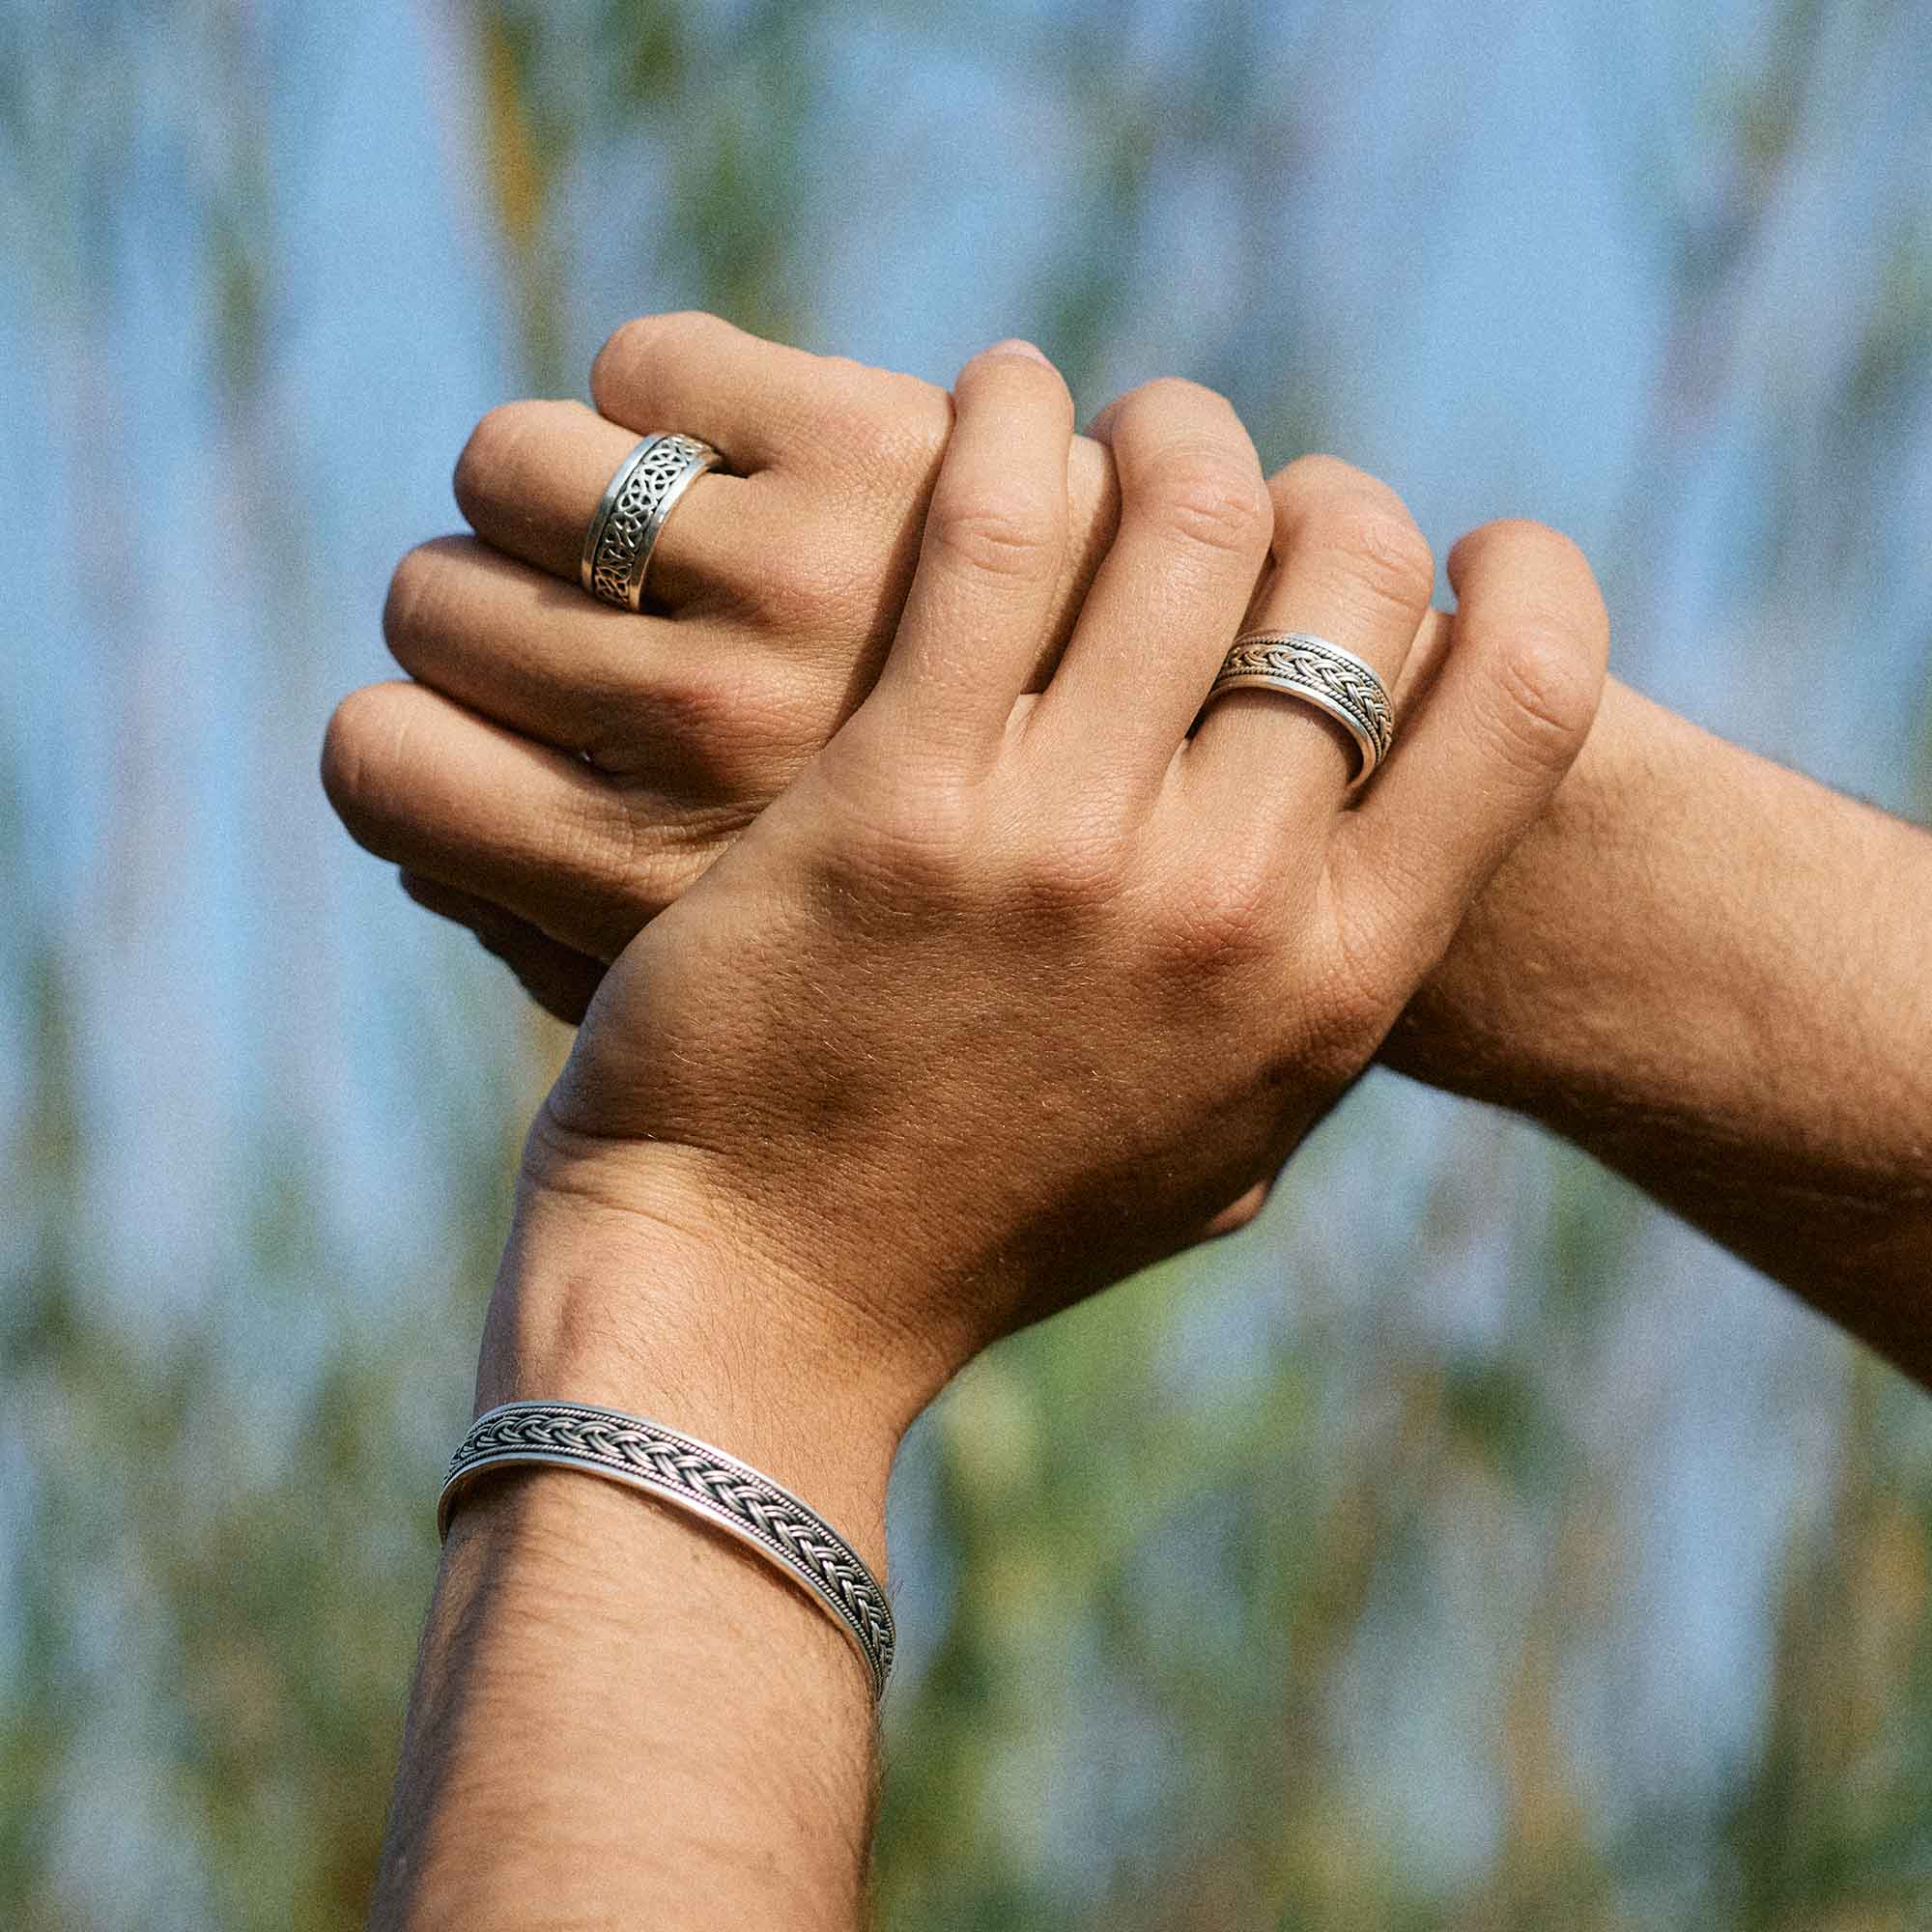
4,0 -> 1931,1919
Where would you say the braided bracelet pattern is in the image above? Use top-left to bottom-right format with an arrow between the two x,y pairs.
439,1400 -> 895,1699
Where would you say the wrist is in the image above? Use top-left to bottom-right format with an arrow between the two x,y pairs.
475,1140 -> 927,1570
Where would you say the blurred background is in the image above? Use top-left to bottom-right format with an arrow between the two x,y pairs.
5,0 -> 1932,1925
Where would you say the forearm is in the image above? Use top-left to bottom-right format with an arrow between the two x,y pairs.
1383,678 -> 1932,1367
371,1188 -> 898,1931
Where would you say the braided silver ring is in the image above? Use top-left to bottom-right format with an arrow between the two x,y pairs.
439,1399 -> 895,1700
1206,630 -> 1395,785
581,432 -> 724,611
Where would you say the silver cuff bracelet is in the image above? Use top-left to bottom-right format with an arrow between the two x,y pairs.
438,1399 -> 895,1700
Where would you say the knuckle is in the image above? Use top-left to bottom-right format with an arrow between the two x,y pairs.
588,309 -> 718,408
838,784 -> 978,900
1443,520 -> 1607,779
381,546 -> 442,656
1141,440 -> 1270,559
1119,375 -> 1241,435
1022,822 -> 1132,917
1449,515 -> 1586,582
1164,842 -> 1281,974
926,495 -> 1060,583
1482,615 -> 1603,777
810,713 -> 979,896
319,684 -> 404,840
1269,450 -> 1370,508
451,402 -> 531,519
1336,499 -> 1435,613
1288,472 -> 1435,616
959,345 -> 1071,411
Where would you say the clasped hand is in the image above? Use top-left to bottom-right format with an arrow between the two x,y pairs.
327,324 -> 1608,1447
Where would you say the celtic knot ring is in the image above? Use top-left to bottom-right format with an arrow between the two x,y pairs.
1205,630 -> 1395,785
581,432 -> 724,611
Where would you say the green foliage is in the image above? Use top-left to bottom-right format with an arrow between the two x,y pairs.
5,3 -> 1932,1926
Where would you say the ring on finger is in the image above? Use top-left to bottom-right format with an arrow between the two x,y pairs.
1204,630 -> 1395,785
582,432 -> 724,611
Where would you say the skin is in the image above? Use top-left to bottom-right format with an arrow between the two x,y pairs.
325,312 -> 1932,1381
355,344 -> 1608,1929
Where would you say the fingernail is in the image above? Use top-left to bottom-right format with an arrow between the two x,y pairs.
986,337 -> 1052,366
